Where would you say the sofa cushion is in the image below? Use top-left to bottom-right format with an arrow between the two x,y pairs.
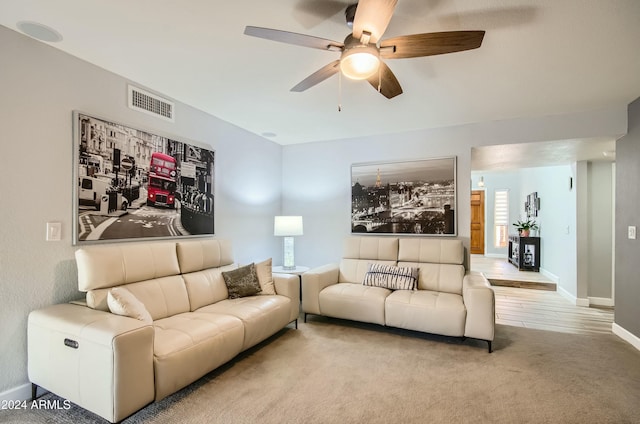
385,290 -> 466,337
197,295 -> 292,350
76,242 -> 180,291
339,259 -> 397,284
183,264 -> 238,311
398,262 -> 465,295
255,258 -> 276,295
319,283 -> 391,325
107,287 -> 153,323
222,263 -> 262,299
87,275 -> 190,319
343,237 -> 399,261
153,312 -> 244,358
152,312 -> 245,401
125,275 -> 191,320
397,238 -> 464,265
176,239 -> 234,274
362,263 -> 418,290
339,237 -> 400,283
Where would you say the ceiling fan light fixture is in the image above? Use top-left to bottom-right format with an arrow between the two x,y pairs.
244,0 -> 484,99
339,45 -> 380,80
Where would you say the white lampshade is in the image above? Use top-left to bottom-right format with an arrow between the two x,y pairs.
274,216 -> 303,236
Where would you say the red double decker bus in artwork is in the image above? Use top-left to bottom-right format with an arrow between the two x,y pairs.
147,152 -> 177,208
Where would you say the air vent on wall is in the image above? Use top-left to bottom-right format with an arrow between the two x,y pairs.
127,85 -> 174,122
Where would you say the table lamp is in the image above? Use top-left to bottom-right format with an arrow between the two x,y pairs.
274,216 -> 303,270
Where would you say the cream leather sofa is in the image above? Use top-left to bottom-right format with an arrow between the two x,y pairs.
27,239 -> 299,423
302,237 -> 495,352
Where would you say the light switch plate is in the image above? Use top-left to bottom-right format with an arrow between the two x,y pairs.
628,226 -> 636,240
46,222 -> 62,241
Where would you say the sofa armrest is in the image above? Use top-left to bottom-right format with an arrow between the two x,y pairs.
28,303 -> 154,423
301,264 -> 340,315
462,271 -> 495,342
273,273 -> 301,323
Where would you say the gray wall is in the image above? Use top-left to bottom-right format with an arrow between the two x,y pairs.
282,109 -> 626,271
587,161 -> 614,300
615,97 -> 640,338
469,163 -> 613,303
470,164 -> 609,303
0,26 -> 283,395
518,165 -> 578,297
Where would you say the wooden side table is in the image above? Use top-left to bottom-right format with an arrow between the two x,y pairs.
272,266 -> 309,301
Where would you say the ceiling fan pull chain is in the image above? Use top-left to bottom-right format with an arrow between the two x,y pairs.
338,71 -> 342,112
378,67 -> 382,92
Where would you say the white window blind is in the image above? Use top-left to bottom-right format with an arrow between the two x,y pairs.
494,189 -> 509,248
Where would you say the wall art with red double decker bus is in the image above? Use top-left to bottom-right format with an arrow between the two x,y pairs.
73,111 -> 215,244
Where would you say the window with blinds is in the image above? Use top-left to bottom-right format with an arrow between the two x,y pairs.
494,189 -> 509,248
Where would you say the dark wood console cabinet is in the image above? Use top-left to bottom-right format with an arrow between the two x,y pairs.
508,235 -> 540,271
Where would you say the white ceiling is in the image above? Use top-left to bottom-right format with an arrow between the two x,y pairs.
471,137 -> 616,171
2,0 -> 639,153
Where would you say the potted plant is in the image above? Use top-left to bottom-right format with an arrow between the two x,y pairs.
513,219 -> 538,237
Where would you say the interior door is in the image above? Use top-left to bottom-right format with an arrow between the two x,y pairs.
470,190 -> 485,255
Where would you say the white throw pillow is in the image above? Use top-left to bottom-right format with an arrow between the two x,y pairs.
107,287 -> 153,323
255,258 -> 276,295
362,263 -> 418,290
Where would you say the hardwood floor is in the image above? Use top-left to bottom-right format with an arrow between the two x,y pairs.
470,254 -> 555,285
491,286 -> 614,335
471,255 -> 614,336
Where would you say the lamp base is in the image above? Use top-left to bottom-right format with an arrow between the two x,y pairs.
282,236 -> 296,270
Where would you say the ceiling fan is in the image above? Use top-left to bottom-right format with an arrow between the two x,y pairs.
244,0 -> 485,99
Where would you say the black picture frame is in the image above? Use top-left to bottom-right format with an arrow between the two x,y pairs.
351,157 -> 457,235
73,111 -> 215,244
526,192 -> 540,217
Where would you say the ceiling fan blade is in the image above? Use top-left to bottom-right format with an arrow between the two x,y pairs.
291,60 -> 341,92
380,31 -> 485,59
367,61 -> 403,99
352,0 -> 398,44
244,26 -> 344,51
293,0 -> 349,28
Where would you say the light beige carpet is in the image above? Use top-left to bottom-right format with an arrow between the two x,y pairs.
4,316 -> 640,424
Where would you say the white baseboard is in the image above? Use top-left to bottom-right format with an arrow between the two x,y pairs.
612,323 -> 640,352
0,383 -> 47,402
557,286 -> 576,303
540,270 -> 613,307
556,285 -> 590,306
540,268 -> 559,283
588,297 -> 614,307
576,297 -> 590,307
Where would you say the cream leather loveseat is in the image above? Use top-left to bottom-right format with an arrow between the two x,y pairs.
302,237 -> 495,352
27,239 -> 299,423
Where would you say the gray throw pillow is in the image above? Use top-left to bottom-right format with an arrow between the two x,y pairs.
222,263 -> 262,299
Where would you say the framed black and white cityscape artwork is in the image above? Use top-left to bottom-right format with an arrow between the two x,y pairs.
73,111 -> 215,244
351,157 -> 456,235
